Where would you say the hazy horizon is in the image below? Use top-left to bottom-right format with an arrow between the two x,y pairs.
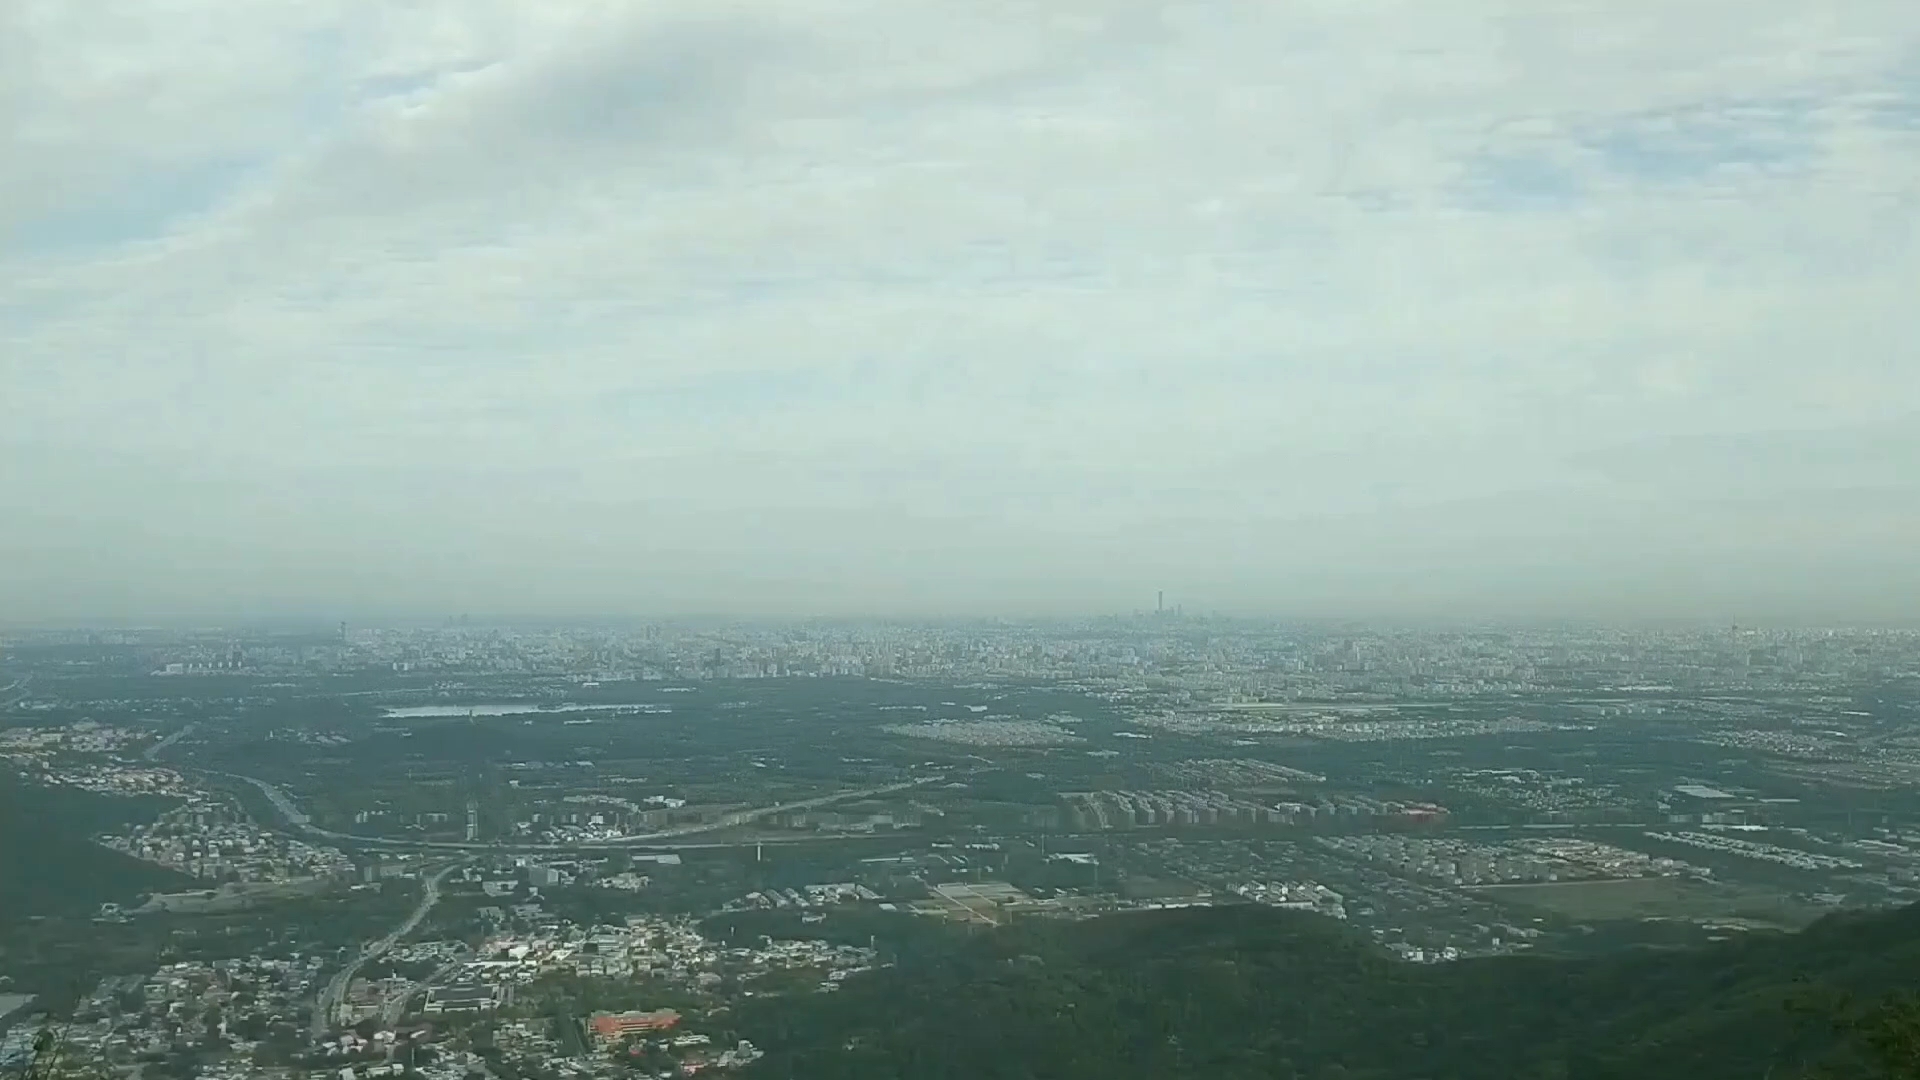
5,1 -> 1918,625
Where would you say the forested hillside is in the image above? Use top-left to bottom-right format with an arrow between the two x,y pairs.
0,773 -> 190,917
737,904 -> 1920,1080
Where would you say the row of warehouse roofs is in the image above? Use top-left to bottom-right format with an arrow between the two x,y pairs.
1061,790 -> 1448,830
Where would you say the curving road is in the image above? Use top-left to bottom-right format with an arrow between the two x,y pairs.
312,862 -> 457,1037
0,677 -> 30,710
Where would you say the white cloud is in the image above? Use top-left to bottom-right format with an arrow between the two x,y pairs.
2,0 -> 1918,620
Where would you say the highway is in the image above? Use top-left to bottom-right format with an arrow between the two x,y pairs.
311,862 -> 457,1038
237,775 -> 313,831
237,772 -> 941,854
607,777 -> 939,843
144,723 -> 197,762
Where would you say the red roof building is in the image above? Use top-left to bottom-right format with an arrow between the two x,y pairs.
591,1009 -> 682,1043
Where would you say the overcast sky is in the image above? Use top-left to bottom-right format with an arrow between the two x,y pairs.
3,1 -> 1918,624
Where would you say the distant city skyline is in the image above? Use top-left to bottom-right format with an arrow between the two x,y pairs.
8,613 -> 1919,641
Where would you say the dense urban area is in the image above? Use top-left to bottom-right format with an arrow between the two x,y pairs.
5,616 -> 1920,1078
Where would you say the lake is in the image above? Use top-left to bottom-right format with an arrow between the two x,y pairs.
382,703 -> 672,718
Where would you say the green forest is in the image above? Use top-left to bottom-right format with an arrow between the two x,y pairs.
0,773 -> 189,918
734,903 -> 1920,1080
